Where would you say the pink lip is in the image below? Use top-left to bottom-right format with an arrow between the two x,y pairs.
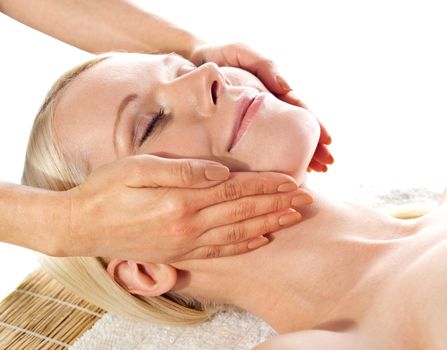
228,92 -> 266,151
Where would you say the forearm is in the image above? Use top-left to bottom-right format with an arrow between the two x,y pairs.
0,0 -> 204,58
0,182 -> 67,255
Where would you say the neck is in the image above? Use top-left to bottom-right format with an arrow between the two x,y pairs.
174,188 -> 413,333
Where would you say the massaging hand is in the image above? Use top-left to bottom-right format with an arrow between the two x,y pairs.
59,155 -> 312,263
189,42 -> 334,172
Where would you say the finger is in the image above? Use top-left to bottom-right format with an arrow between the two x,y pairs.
198,208 -> 301,246
123,155 -> 231,188
312,144 -> 334,166
308,159 -> 327,172
192,171 -> 299,210
196,189 -> 312,229
277,91 -> 309,109
181,235 -> 271,260
222,43 -> 291,95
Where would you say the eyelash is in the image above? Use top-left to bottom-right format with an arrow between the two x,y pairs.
139,108 -> 166,146
138,63 -> 195,146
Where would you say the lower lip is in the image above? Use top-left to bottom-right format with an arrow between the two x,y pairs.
230,92 -> 267,151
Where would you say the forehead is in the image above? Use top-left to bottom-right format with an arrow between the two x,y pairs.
76,53 -> 180,87
65,53 -> 189,100
54,53 -> 187,129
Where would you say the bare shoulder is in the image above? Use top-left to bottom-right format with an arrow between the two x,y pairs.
393,239 -> 447,347
254,330 -> 376,350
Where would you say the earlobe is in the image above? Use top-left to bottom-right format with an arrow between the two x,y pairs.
106,258 -> 177,296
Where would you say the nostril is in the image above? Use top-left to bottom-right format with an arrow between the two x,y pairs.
211,80 -> 218,105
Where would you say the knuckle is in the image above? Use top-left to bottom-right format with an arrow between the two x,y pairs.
232,42 -> 250,50
129,158 -> 145,179
171,220 -> 195,237
174,198 -> 190,218
259,57 -> 275,68
204,246 -> 221,259
233,200 -> 256,219
227,224 -> 246,243
254,179 -> 269,195
164,196 -> 189,220
261,216 -> 274,234
222,181 -> 243,200
272,196 -> 285,212
177,160 -> 195,186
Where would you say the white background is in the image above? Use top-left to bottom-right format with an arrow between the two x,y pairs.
1,0 -> 446,300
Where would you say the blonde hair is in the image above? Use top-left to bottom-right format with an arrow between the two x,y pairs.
21,52 -> 221,325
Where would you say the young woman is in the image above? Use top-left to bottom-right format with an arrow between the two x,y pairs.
22,52 -> 447,349
2,0 -> 333,264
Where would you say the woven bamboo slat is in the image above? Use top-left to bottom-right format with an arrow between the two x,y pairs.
0,268 -> 106,350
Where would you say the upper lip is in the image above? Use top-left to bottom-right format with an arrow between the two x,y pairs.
228,93 -> 258,151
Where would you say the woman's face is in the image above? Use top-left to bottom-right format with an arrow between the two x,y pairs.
54,53 -> 320,180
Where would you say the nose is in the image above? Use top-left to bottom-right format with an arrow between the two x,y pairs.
163,62 -> 228,118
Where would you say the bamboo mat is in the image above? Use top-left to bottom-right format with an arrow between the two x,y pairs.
0,268 -> 106,349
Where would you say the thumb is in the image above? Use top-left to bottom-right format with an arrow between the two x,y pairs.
122,155 -> 230,188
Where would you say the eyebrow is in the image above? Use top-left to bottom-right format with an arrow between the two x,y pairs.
113,93 -> 138,157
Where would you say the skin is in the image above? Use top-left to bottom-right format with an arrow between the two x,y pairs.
54,52 -> 447,348
1,0 -> 331,260
54,53 -> 320,181
54,52 -> 321,260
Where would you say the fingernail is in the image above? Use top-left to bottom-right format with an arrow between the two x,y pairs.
276,74 -> 291,91
328,155 -> 334,165
292,194 -> 313,207
247,236 -> 270,250
322,165 -> 328,173
279,212 -> 302,226
205,164 -> 230,180
327,136 -> 332,145
307,167 -> 312,173
277,182 -> 298,193
288,90 -> 300,100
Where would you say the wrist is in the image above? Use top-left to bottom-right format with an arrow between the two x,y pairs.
186,36 -> 207,61
21,185 -> 72,257
24,186 -> 71,257
39,189 -> 74,257
0,182 -> 65,255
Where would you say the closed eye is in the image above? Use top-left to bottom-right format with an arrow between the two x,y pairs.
139,108 -> 166,146
138,60 -> 196,147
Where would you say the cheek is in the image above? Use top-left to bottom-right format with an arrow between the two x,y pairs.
138,126 -> 213,159
231,101 -> 320,179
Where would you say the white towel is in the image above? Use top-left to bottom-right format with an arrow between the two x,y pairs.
70,185 -> 442,350
70,309 -> 275,350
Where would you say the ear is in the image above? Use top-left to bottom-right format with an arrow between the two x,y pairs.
106,259 -> 177,296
